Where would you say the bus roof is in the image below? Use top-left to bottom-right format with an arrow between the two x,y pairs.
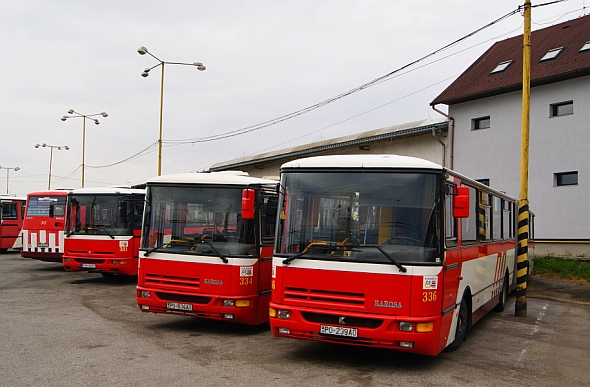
26,189 -> 72,198
281,154 -> 443,171
69,187 -> 146,196
0,194 -> 27,201
145,171 -> 278,187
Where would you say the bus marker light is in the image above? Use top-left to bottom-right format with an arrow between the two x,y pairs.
399,322 -> 413,332
277,310 -> 291,320
399,341 -> 414,348
416,322 -> 434,333
269,307 -> 277,318
278,328 -> 290,335
235,300 -> 251,308
223,314 -> 234,320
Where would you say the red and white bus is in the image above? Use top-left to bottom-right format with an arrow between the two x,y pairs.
269,154 -> 533,356
21,190 -> 71,262
0,195 -> 26,252
136,172 -> 278,325
63,187 -> 145,276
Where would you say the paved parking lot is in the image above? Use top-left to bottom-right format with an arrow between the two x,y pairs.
1,251 -> 590,387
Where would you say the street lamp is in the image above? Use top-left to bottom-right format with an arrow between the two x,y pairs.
35,143 -> 70,190
138,46 -> 206,176
61,109 -> 108,187
0,166 -> 20,195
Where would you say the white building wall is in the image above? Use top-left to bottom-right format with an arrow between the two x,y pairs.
449,76 -> 590,247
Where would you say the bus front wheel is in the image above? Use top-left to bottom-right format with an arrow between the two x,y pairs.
445,296 -> 469,352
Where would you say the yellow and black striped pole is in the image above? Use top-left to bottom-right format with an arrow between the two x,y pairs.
515,0 -> 532,317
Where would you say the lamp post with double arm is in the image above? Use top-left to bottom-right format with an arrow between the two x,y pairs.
61,109 -> 107,187
35,143 -> 69,190
137,46 -> 206,176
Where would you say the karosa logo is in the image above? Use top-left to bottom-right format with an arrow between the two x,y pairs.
374,300 -> 402,308
204,279 -> 223,285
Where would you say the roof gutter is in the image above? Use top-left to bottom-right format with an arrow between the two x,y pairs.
210,121 -> 448,171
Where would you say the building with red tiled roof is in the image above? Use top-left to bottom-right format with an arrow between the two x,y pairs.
431,14 -> 590,256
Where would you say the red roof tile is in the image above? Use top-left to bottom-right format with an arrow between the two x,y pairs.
431,14 -> 590,106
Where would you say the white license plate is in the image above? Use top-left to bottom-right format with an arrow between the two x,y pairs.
320,325 -> 358,337
81,263 -> 96,269
167,302 -> 193,311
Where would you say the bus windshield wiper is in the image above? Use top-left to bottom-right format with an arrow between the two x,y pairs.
143,243 -> 165,257
97,225 -> 115,239
198,241 -> 228,263
375,246 -> 407,273
282,244 -> 360,266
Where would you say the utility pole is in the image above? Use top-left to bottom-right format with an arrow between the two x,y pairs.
515,0 -> 531,317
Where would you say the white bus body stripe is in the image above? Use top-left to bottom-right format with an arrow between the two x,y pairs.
272,256 -> 443,276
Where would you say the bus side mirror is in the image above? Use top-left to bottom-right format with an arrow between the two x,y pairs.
242,189 -> 255,219
453,186 -> 470,218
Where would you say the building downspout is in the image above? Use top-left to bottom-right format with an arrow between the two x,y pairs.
431,105 -> 454,170
431,128 -> 446,168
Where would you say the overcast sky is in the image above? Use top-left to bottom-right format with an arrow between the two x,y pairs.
1,0 -> 587,196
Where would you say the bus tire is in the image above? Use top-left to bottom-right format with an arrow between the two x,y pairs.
494,276 -> 508,312
445,296 -> 468,352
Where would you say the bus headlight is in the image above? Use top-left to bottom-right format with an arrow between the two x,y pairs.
399,322 -> 413,332
277,310 -> 291,320
140,290 -> 150,298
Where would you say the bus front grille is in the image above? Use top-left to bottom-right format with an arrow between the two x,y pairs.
284,287 -> 365,306
144,273 -> 200,289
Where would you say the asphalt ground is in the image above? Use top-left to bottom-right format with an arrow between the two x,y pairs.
528,276 -> 590,306
2,250 -> 590,387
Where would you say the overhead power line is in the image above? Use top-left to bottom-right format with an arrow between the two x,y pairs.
164,7 -> 522,145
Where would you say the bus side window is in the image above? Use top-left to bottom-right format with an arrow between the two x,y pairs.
445,185 -> 458,247
461,186 -> 477,245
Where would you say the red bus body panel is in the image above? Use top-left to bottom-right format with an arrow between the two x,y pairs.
0,197 -> 25,251
63,230 -> 141,275
137,252 -> 271,325
21,191 -> 69,262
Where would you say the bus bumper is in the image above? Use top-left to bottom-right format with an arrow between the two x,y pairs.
136,285 -> 270,325
269,302 -> 444,356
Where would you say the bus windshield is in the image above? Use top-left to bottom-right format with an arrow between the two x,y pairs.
277,171 -> 441,265
68,195 -> 140,236
141,186 -> 257,257
26,196 -> 67,217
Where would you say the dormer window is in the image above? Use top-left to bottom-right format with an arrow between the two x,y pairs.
580,41 -> 590,52
490,60 -> 513,74
540,47 -> 563,61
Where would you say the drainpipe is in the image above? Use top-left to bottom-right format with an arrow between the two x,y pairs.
431,105 -> 454,170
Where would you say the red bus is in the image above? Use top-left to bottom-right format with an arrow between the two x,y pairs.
269,154 -> 533,356
0,195 -> 26,252
21,190 -> 71,262
63,187 -> 145,276
136,172 -> 278,325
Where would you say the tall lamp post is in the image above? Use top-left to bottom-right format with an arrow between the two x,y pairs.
0,166 -> 20,195
137,46 -> 206,176
61,109 -> 108,187
35,143 -> 69,190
